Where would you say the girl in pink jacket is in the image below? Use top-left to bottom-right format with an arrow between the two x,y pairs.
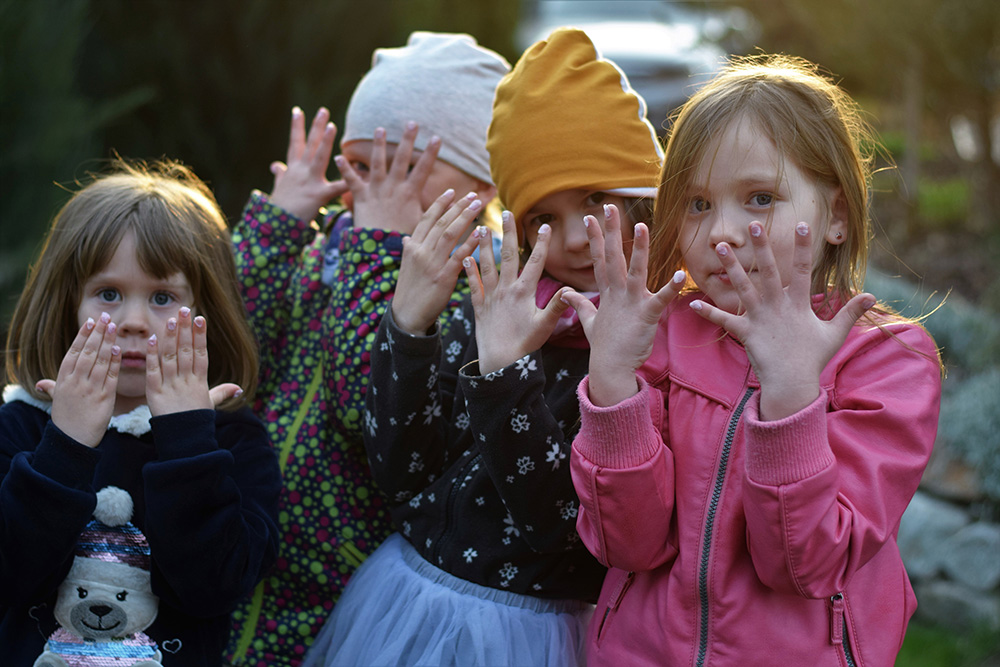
563,55 -> 942,666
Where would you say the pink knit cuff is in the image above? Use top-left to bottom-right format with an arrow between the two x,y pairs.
743,390 -> 835,486
575,376 -> 663,469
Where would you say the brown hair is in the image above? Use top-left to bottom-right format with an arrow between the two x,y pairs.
649,54 -> 875,306
5,158 -> 258,409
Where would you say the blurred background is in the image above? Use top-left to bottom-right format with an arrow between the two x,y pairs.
1,1 -> 998,662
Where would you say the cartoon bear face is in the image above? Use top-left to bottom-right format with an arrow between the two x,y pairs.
54,557 -> 158,641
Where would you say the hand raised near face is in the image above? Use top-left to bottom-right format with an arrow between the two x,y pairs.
334,122 -> 441,234
390,189 -> 483,336
145,308 -> 242,416
268,106 -> 349,223
36,313 -> 121,448
463,210 -> 573,375
561,204 -> 686,407
689,221 -> 874,420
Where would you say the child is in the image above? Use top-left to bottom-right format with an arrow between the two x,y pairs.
303,28 -> 665,666
226,32 -> 510,666
0,159 -> 281,665
564,55 -> 943,665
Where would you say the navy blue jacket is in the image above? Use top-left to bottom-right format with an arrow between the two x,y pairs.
0,388 -> 281,666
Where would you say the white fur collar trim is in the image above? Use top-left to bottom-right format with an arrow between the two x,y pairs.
2,384 -> 152,436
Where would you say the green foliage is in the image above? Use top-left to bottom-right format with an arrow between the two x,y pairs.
897,620 -> 1000,666
0,0 -> 521,337
917,178 -> 971,229
0,0 -> 153,325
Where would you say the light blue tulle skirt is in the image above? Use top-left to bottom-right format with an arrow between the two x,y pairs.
302,533 -> 593,667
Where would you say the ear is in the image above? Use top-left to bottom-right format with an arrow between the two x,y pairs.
825,188 -> 848,245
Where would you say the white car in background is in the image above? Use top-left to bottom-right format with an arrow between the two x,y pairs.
517,0 -> 758,130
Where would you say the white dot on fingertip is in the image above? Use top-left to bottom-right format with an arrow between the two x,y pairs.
111,345 -> 120,356
463,257 -> 473,267
690,300 -> 704,311
603,204 -> 611,218
148,334 -> 157,345
673,270 -> 686,283
539,223 -> 550,234
796,222 -> 809,236
583,216 -> 590,228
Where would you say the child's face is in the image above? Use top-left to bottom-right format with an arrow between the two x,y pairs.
340,140 -> 484,210
76,231 -> 194,414
522,189 -> 633,292
679,118 -> 842,315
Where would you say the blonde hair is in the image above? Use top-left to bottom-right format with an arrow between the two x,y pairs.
5,158 -> 258,409
649,54 -> 876,307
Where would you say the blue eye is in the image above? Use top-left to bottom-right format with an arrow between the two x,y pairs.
98,288 -> 119,302
152,292 -> 172,306
751,193 -> 774,207
689,197 -> 710,214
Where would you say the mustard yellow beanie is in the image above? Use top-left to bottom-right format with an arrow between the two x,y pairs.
487,28 -> 663,239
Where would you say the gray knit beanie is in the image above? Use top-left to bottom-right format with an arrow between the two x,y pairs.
342,31 -> 510,185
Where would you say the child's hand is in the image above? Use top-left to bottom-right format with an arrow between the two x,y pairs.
563,205 -> 686,407
390,190 -> 483,335
334,122 -> 441,234
691,221 -> 875,420
464,210 -> 572,375
269,106 -> 349,222
36,313 -> 121,448
145,308 -> 241,415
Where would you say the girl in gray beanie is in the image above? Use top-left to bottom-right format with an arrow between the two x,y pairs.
225,32 -> 509,667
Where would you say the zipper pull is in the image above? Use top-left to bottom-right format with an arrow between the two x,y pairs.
829,593 -> 844,645
608,571 -> 635,611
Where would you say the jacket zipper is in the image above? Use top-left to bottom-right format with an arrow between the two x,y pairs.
433,453 -> 481,564
597,570 -> 635,641
830,593 -> 857,666
695,387 -> 756,667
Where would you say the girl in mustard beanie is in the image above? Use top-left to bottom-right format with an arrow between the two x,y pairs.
303,28 -> 667,667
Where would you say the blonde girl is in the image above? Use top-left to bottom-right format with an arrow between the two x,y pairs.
565,55 -> 942,666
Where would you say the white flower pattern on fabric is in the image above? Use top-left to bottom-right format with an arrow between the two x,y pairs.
365,410 -> 378,437
499,562 -> 519,588
517,456 -> 535,475
455,412 -> 470,430
555,368 -> 569,382
545,439 -> 566,470
408,452 -> 424,474
422,399 -> 441,425
463,548 -> 478,563
515,355 -> 536,380
511,412 -> 530,433
558,500 -> 578,521
446,340 -> 463,363
503,513 -> 520,538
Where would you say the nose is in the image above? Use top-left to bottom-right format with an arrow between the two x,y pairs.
115,298 -> 150,336
564,215 -> 591,252
706,203 -> 746,248
90,604 -> 112,618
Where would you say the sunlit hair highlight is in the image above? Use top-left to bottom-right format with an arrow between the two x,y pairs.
649,54 -> 877,308
6,158 -> 258,409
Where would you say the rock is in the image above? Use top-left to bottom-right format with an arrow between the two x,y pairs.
898,491 -> 970,580
913,580 -> 1000,633
940,522 -> 1000,591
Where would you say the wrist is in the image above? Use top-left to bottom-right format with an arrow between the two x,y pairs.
587,365 -> 640,407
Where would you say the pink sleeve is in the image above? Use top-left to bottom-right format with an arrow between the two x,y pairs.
571,376 -> 679,571
742,324 -> 941,598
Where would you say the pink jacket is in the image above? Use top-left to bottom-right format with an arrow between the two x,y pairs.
571,294 -> 941,666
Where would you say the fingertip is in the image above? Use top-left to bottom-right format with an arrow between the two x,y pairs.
148,334 -> 157,346
194,315 -> 206,329
110,345 -> 121,356
796,222 -> 809,236
749,221 -> 763,238
673,270 -> 687,285
690,300 -> 704,311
